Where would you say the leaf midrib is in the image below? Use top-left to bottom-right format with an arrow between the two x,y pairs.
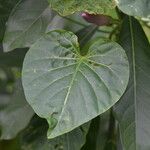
54,59 -> 83,131
129,16 -> 137,149
49,52 -> 118,137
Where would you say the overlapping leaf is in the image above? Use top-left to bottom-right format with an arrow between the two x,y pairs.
116,0 -> 150,17
0,0 -> 19,42
0,80 -> 34,140
3,0 -> 53,52
22,30 -> 129,139
114,16 -> 150,150
0,44 -> 27,67
21,116 -> 90,150
48,0 -> 116,16
82,111 -> 113,150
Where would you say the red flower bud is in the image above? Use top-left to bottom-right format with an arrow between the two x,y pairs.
81,12 -> 111,26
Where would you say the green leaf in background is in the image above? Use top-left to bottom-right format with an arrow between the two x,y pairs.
46,15 -> 65,32
114,16 -> 150,150
0,63 -> 15,94
116,0 -> 150,18
82,116 -> 102,150
82,111 -> 114,150
48,0 -> 116,16
0,0 -> 20,42
22,30 -> 129,139
141,17 -> 150,42
142,25 -> 150,42
0,44 -> 28,67
20,115 -> 90,150
117,129 -> 123,150
75,25 -> 98,48
0,137 -> 20,150
3,0 -> 53,52
0,80 -> 34,140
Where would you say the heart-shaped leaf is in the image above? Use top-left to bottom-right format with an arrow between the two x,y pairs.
47,0 -> 116,16
22,30 -> 129,139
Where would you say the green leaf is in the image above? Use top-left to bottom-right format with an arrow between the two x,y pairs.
117,129 -> 123,150
3,0 -> 53,52
141,17 -> 150,42
75,25 -> 98,48
0,0 -> 20,42
116,0 -> 150,18
46,15 -> 65,32
114,16 -> 150,150
82,111 -> 112,150
0,80 -> 34,140
0,44 -> 28,67
103,110 -> 117,150
22,30 -> 129,139
20,115 -> 90,150
48,0 -> 116,16
82,116 -> 102,150
0,137 -> 20,150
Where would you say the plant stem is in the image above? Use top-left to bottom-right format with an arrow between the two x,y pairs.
104,109 -> 117,150
82,116 -> 101,150
63,16 -> 111,34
